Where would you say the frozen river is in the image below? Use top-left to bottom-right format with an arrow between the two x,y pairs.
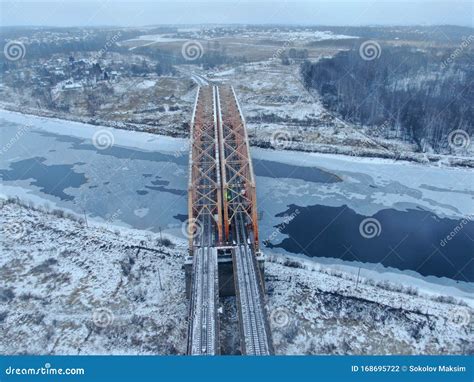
1,110 -> 473,294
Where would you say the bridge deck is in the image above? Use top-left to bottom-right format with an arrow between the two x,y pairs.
187,246 -> 219,355
233,244 -> 272,355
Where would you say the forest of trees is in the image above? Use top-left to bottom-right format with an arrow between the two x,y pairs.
301,45 -> 473,153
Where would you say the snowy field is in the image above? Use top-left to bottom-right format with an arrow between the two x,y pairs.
1,110 -> 473,300
1,201 -> 471,355
266,254 -> 473,355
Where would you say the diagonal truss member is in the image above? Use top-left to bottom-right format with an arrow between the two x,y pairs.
188,86 -> 223,248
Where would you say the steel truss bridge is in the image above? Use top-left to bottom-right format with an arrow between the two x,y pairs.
186,85 -> 273,355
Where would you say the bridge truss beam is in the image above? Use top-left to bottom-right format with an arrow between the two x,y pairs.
216,85 -> 259,251
188,86 -> 224,249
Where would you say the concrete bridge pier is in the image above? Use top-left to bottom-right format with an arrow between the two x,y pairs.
185,249 -> 265,299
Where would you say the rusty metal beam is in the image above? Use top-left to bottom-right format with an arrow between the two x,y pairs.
188,84 -> 259,252
216,85 -> 259,252
188,86 -> 223,252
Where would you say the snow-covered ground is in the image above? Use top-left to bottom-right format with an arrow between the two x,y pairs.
252,30 -> 357,42
0,71 -> 194,138
119,33 -> 188,50
193,61 -> 474,166
266,255 -> 473,355
1,200 -> 471,355
0,200 -> 188,355
135,80 -> 157,89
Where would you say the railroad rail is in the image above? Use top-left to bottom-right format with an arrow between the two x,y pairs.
187,246 -> 219,355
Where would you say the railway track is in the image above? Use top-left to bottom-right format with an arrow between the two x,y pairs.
232,212 -> 272,355
187,245 -> 219,355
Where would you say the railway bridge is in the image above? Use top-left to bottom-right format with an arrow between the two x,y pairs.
185,85 -> 273,355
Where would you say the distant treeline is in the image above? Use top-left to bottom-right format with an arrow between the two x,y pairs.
301,45 -> 473,152
0,28 -> 141,62
307,25 -> 473,42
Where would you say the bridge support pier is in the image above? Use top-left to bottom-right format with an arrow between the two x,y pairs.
185,248 -> 265,299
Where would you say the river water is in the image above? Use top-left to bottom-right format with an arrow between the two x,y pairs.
1,110 -> 473,293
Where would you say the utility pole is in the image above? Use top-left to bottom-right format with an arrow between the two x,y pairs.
157,267 -> 163,291
83,209 -> 89,228
355,267 -> 361,290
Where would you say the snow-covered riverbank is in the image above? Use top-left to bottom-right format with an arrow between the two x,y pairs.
1,200 -> 472,355
0,108 -> 187,154
1,105 -> 472,167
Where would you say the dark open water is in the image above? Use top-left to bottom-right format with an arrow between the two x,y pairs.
268,204 -> 474,282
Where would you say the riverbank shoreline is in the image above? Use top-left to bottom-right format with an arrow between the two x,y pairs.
1,107 -> 472,168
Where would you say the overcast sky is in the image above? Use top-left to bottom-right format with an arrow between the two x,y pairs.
0,0 -> 472,27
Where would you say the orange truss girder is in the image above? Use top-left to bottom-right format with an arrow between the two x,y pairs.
188,86 -> 223,250
216,85 -> 259,251
188,84 -> 259,253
